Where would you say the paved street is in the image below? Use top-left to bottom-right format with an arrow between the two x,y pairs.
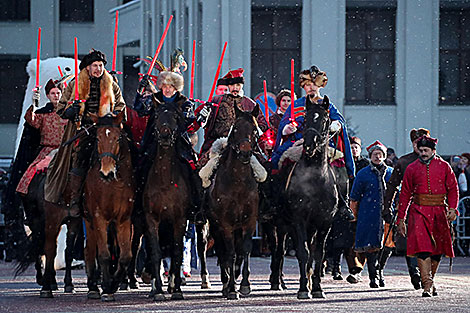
0,256 -> 469,313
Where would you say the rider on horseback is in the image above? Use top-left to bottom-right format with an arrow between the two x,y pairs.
272,65 -> 356,220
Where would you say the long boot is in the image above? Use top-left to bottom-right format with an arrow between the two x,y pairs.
378,247 -> 393,287
67,172 -> 84,218
406,256 -> 421,290
417,257 -> 433,297
366,252 -> 379,288
431,260 -> 440,296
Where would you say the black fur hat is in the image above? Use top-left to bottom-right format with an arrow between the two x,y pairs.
79,49 -> 107,70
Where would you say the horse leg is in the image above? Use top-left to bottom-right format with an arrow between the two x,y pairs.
94,219 -> 114,302
123,226 -> 142,290
222,229 -> 238,300
168,221 -> 185,300
270,226 -> 287,290
311,229 -> 329,298
239,229 -> 254,296
293,224 -> 310,299
84,219 -> 100,299
145,215 -> 165,301
63,217 -> 81,293
112,219 -> 133,295
196,223 -> 211,289
234,230 -> 244,280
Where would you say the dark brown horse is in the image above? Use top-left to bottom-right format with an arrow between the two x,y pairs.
83,111 -> 134,301
206,105 -> 261,300
144,102 -> 192,301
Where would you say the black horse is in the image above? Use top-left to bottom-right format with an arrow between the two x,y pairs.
277,95 -> 338,299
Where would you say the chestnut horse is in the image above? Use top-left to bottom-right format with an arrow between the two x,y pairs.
144,102 -> 192,301
206,105 -> 261,300
83,112 -> 134,301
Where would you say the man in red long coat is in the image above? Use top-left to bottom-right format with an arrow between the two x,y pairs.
397,135 -> 459,297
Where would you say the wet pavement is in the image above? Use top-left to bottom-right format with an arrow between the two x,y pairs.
0,256 -> 469,312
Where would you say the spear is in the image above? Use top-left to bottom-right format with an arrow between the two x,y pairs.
33,27 -> 41,109
263,80 -> 270,127
110,10 -> 122,75
138,15 -> 173,94
189,40 -> 196,100
290,59 -> 295,125
74,37 -> 79,101
208,42 -> 227,102
57,66 -> 67,88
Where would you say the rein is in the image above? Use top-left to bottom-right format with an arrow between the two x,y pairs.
96,123 -> 123,163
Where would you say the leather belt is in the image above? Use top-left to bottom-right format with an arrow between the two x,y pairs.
413,194 -> 447,206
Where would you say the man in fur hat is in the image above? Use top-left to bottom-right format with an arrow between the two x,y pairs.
396,135 -> 459,297
383,127 -> 431,289
44,49 -> 125,216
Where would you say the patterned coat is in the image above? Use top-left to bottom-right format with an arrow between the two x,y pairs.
16,104 -> 67,194
396,156 -> 459,257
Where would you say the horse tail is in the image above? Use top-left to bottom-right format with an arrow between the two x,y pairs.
14,226 -> 45,277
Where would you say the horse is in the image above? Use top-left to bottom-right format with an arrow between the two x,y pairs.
206,105 -> 262,300
279,95 -> 338,299
82,111 -> 135,301
143,101 -> 193,301
15,172 -> 83,298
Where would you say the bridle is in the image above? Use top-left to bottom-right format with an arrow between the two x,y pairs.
154,107 -> 181,147
228,119 -> 259,163
303,112 -> 331,157
96,123 -> 122,163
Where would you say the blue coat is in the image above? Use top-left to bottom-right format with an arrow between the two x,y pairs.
350,164 -> 393,252
271,96 -> 355,177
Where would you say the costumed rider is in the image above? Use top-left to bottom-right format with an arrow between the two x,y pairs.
45,49 -> 126,217
272,65 -> 356,220
16,79 -> 68,224
134,67 -> 204,225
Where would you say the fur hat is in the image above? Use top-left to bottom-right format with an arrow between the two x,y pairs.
299,65 -> 328,88
275,89 -> 296,107
45,79 -> 63,95
350,136 -> 362,147
221,68 -> 245,85
366,140 -> 387,157
461,153 -> 470,161
410,128 -> 430,142
416,135 -> 438,150
79,49 -> 107,70
157,71 -> 184,92
217,78 -> 227,86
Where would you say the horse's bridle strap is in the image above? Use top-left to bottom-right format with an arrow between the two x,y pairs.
99,152 -> 119,162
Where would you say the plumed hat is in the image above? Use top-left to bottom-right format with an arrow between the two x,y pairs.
416,135 -> 438,150
275,89 -> 296,107
366,140 -> 387,157
221,68 -> 245,85
79,49 -> 107,71
156,71 -> 184,92
410,128 -> 430,142
45,79 -> 63,95
350,136 -> 362,147
299,65 -> 328,88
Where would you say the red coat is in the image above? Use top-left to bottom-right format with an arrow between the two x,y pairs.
397,156 -> 459,257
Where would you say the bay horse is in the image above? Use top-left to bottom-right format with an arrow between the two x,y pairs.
144,101 -> 193,301
83,111 -> 134,301
206,105 -> 261,300
15,172 -> 82,298
280,95 -> 338,299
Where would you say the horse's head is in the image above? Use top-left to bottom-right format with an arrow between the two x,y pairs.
154,102 -> 184,149
227,104 -> 260,164
303,95 -> 331,158
91,111 -> 125,181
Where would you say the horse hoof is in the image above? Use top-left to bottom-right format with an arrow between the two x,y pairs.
119,283 -> 129,291
270,284 -> 281,291
87,291 -> 101,300
201,282 -> 211,289
51,283 -> 58,291
312,291 -> 326,298
171,292 -> 184,300
101,294 -> 115,302
281,283 -> 288,290
297,291 -> 311,300
64,286 -> 75,293
129,281 -> 139,289
153,293 -> 166,301
227,291 -> 239,300
239,285 -> 251,295
40,290 -> 53,298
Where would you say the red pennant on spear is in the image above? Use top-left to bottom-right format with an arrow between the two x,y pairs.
189,40 -> 196,100
263,80 -> 270,127
208,42 -> 228,102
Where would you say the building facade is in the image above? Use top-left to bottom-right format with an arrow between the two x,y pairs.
0,0 -> 469,157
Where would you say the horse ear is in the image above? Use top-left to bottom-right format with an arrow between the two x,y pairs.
322,95 -> 330,111
89,112 -> 98,124
251,103 -> 260,118
305,95 -> 314,111
234,103 -> 244,118
114,109 -> 125,125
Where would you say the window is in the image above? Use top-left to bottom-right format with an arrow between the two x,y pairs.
251,7 -> 302,97
0,55 -> 30,124
0,0 -> 30,21
345,7 -> 396,105
122,55 -> 139,107
439,8 -> 470,105
60,0 -> 94,22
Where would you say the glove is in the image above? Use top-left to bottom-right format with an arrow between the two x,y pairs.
397,219 -> 407,237
282,123 -> 297,136
63,102 -> 81,120
196,105 -> 211,125
446,208 -> 457,222
138,75 -> 150,93
32,88 -> 41,103
329,120 -> 341,133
